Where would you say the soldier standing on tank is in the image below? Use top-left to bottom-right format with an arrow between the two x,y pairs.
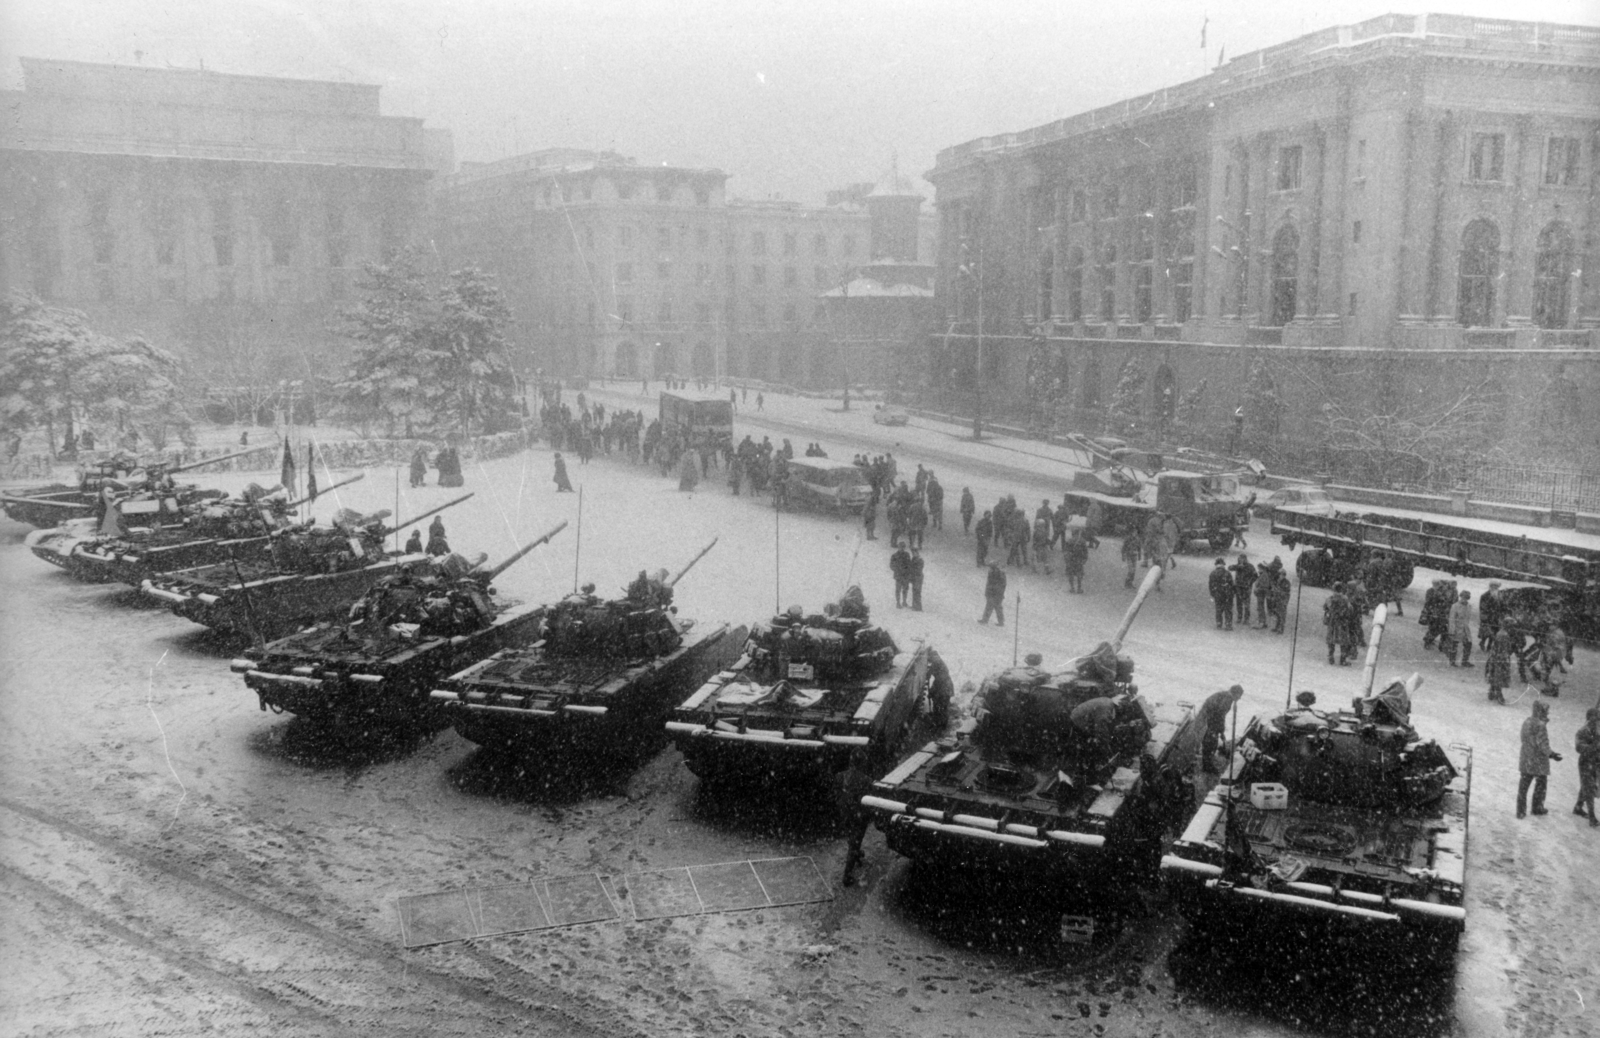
959,487 -> 975,534
553,452 -> 574,492
1196,684 -> 1245,775
1230,554 -> 1257,627
425,516 -> 450,556
404,530 -> 423,554
890,545 -> 911,608
1209,558 -> 1234,630
925,474 -> 944,530
1121,534 -> 1142,589
973,510 -> 993,567
980,562 -> 1007,625
909,549 -> 925,611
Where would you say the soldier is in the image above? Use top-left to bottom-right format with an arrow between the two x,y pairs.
1517,699 -> 1561,818
1421,580 -> 1451,650
1229,554 -> 1257,627
1479,581 -> 1504,651
1121,534 -> 1142,589
908,549 -> 925,611
1051,499 -> 1071,548
1253,558 -> 1275,628
404,530 -> 423,554
409,447 -> 428,488
1032,513 -> 1053,574
1324,582 -> 1354,664
890,545 -> 911,608
837,585 -> 871,621
1266,562 -> 1291,634
993,495 -> 1014,547
1063,530 -> 1089,593
907,497 -> 928,550
959,487 -> 975,534
553,452 -> 574,492
1208,558 -> 1234,630
926,474 -> 944,530
862,491 -> 878,540
973,510 -> 994,567
1084,500 -> 1104,549
1446,590 -> 1474,667
1486,626 -> 1513,703
980,562 -> 1007,626
425,516 -> 450,556
839,747 -> 875,886
1574,708 -> 1600,828
1196,684 -> 1245,774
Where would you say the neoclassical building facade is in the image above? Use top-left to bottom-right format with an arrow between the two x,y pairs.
926,13 -> 1600,461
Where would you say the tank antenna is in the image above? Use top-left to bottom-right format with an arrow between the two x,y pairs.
1012,591 -> 1021,665
573,484 -> 583,592
1285,576 -> 1304,709
773,500 -> 781,614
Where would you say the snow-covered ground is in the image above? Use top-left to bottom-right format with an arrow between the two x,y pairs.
0,390 -> 1595,1037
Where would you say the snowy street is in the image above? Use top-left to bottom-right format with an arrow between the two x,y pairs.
1,395 -> 1595,1037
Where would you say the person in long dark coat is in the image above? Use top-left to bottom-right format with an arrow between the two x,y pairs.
973,510 -> 993,567
890,546 -> 911,608
979,562 -> 1007,626
959,487 -> 975,534
553,452 -> 574,492
409,447 -> 428,488
1485,626 -> 1513,703
925,476 -> 944,530
1208,559 -> 1234,630
1063,531 -> 1088,593
908,549 -> 925,611
1517,699 -> 1560,818
404,530 -> 423,554
1574,707 -> 1600,827
425,516 -> 450,556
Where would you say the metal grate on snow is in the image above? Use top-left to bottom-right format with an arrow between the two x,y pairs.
396,857 -> 830,948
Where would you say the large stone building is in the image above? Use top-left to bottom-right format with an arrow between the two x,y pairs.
926,13 -> 1600,471
0,58 -> 447,381
434,150 -> 936,387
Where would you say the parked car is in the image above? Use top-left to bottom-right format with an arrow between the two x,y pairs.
872,404 -> 909,427
785,459 -> 872,515
1261,484 -> 1337,518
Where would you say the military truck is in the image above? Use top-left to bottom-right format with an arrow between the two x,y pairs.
143,493 -> 471,638
1,448 -> 249,528
863,566 -> 1195,895
231,522 -> 566,729
1161,605 -> 1470,957
434,540 -> 745,757
659,390 -> 734,453
1061,467 -> 1252,551
667,593 -> 952,787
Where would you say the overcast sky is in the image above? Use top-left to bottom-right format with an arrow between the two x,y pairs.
3,1 -> 1594,202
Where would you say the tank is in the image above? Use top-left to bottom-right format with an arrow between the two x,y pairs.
230,522 -> 566,729
1161,604 -> 1471,955
667,588 -> 952,788
434,540 -> 747,756
3,448 -> 252,528
863,566 -> 1196,890
142,492 -> 471,638
29,482 -> 295,581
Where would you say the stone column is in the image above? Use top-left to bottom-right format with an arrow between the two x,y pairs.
1316,114 -> 1350,323
1423,112 -> 1455,322
1153,165 -> 1171,323
1503,114 -> 1534,327
1298,123 -> 1323,323
1243,134 -> 1269,324
1396,108 -> 1426,323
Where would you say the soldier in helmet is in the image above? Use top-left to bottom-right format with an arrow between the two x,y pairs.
837,585 -> 870,621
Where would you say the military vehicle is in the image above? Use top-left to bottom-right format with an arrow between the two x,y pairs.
2,448 -> 253,528
1161,604 -> 1471,956
34,477 -> 357,584
231,521 -> 566,729
434,540 -> 745,756
863,566 -> 1195,893
143,493 -> 472,638
667,592 -> 952,789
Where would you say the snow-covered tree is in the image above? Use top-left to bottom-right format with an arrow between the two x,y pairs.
1108,359 -> 1147,437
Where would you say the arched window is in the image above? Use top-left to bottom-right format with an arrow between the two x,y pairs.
654,342 -> 676,377
1269,225 -> 1299,326
1533,222 -> 1574,330
1457,219 -> 1499,327
614,341 -> 639,378
1038,248 -> 1054,321
1097,242 -> 1117,320
1065,247 -> 1084,321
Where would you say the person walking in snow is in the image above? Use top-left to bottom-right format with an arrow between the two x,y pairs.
959,487 -> 975,535
1575,708 -> 1600,828
980,562 -> 1007,626
552,452 -> 574,492
1517,699 -> 1561,818
890,545 -> 911,608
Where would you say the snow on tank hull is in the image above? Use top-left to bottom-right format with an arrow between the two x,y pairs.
1,485 -> 96,528
865,664 -> 1195,887
64,533 -> 271,585
1161,706 -> 1471,949
144,552 -> 424,638
232,602 -> 544,729
436,618 -> 747,755
667,615 -> 946,787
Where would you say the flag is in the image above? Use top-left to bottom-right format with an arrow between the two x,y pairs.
1201,15 -> 1208,49
306,442 -> 318,501
280,436 -> 296,498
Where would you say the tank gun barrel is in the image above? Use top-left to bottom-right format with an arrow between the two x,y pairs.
667,537 -> 718,588
480,520 -> 568,582
1359,604 -> 1390,698
1110,564 -> 1164,652
387,493 -> 475,534
158,447 -> 260,476
284,473 -> 364,508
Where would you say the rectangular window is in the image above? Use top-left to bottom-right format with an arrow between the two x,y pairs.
1352,220 -> 1362,243
155,237 -> 176,266
1545,136 -> 1580,186
751,231 -> 766,254
725,264 -> 736,286
1277,145 -> 1303,191
658,226 -> 672,250
783,303 -> 797,324
695,262 -> 711,285
696,227 -> 709,249
1223,165 -> 1232,199
1356,139 -> 1367,179
1100,183 -> 1120,216
618,225 -> 634,247
813,232 -> 827,254
615,262 -> 633,284
695,302 -> 711,324
751,303 -> 766,327
1348,292 -> 1358,316
1070,190 -> 1087,222
783,266 -> 797,288
842,234 -> 856,256
658,300 -> 673,324
656,261 -> 672,280
1468,133 -> 1505,182
214,235 -> 234,267
751,264 -> 766,286
783,233 -> 797,257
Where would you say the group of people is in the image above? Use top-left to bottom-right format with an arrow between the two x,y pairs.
862,466 -> 943,549
409,446 -> 464,488
1208,554 -> 1294,635
1517,700 -> 1599,826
